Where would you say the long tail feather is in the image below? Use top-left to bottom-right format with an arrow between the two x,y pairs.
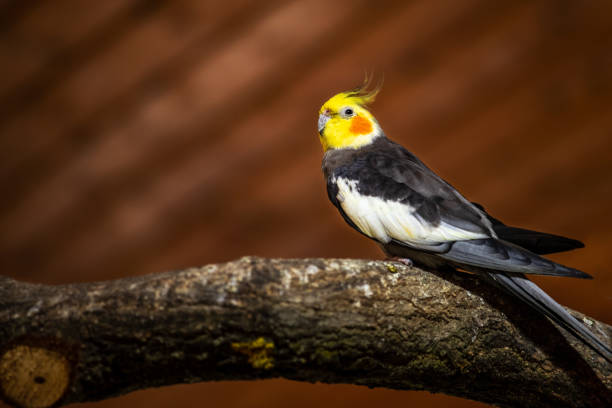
486,272 -> 612,362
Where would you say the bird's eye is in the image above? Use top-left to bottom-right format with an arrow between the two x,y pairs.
341,107 -> 354,118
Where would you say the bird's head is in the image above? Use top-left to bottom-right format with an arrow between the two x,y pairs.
318,82 -> 382,151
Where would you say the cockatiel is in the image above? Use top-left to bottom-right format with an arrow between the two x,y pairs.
318,83 -> 611,362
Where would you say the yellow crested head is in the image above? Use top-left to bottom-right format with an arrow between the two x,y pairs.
318,81 -> 383,151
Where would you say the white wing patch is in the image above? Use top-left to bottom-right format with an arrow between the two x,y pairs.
334,177 -> 488,245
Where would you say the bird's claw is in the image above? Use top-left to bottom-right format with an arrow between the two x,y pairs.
388,257 -> 413,267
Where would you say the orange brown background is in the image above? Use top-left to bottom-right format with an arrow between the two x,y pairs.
1,1 -> 611,407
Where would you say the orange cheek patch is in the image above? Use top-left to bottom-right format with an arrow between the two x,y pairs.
349,115 -> 373,135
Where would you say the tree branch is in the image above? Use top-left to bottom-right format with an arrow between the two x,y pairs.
0,257 -> 610,408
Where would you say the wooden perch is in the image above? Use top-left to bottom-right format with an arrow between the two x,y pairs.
0,257 -> 610,408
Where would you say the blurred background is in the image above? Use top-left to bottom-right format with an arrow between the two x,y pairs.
1,0 -> 611,407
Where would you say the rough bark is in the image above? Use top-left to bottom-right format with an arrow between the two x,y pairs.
0,257 -> 610,408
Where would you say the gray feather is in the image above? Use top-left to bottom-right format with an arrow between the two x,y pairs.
486,272 -> 612,362
437,238 -> 592,279
471,202 -> 585,254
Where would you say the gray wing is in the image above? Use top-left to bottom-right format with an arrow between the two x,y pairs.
363,140 -> 495,238
471,202 -> 585,255
437,238 -> 591,278
372,141 -> 591,279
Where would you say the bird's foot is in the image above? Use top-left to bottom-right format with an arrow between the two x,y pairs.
388,257 -> 414,267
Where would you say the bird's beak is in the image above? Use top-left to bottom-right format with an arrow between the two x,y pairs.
318,112 -> 330,135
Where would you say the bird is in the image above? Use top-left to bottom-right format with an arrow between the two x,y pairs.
317,81 -> 611,362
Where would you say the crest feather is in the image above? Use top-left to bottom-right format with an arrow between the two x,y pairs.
345,73 -> 383,106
